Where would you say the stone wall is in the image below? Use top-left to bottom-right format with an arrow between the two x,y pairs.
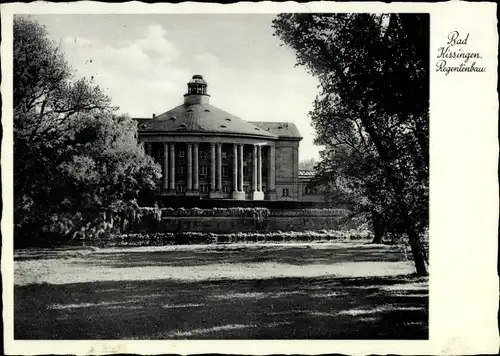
131,215 -> 351,234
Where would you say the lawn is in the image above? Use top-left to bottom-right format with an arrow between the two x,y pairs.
14,242 -> 428,339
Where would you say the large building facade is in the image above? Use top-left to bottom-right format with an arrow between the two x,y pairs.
136,75 -> 303,201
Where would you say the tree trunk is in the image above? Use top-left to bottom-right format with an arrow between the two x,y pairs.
408,229 -> 428,276
371,213 -> 386,244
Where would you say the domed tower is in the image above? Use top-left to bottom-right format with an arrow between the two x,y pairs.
184,74 -> 210,105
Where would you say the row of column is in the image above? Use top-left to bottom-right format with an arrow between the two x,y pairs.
145,142 -> 275,196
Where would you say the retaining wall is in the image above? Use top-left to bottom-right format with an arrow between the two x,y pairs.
131,215 -> 356,234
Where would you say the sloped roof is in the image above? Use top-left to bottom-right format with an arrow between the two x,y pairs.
249,121 -> 302,140
299,170 -> 317,178
137,104 -> 277,139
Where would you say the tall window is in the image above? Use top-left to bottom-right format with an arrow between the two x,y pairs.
222,166 -> 229,177
176,165 -> 185,175
222,185 -> 230,193
178,150 -> 185,158
282,188 -> 290,197
176,184 -> 185,193
244,185 -> 250,193
200,184 -> 209,193
222,151 -> 227,159
200,165 -> 208,176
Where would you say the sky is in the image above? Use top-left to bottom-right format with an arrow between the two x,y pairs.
29,14 -> 322,161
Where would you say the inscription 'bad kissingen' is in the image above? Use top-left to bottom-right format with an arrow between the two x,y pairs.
436,31 -> 485,75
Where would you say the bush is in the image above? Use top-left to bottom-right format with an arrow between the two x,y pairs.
87,228 -> 374,247
270,208 -> 347,217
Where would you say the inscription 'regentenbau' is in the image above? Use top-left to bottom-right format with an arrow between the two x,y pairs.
436,31 -> 486,75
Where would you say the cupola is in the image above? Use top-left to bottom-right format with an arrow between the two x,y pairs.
184,74 -> 210,105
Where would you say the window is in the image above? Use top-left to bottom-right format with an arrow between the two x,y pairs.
244,185 -> 250,193
176,184 -> 185,193
243,167 -> 249,176
176,165 -> 185,175
282,188 -> 290,197
178,150 -> 185,158
305,186 -> 318,195
222,151 -> 227,159
200,165 -> 208,176
222,166 -> 229,177
222,185 -> 230,193
200,184 -> 209,193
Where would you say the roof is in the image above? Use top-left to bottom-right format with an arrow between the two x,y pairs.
137,103 -> 277,139
249,121 -> 302,140
299,170 -> 317,177
188,74 -> 207,85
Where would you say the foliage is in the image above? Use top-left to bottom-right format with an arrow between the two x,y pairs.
273,13 -> 429,275
13,17 -> 161,247
131,207 -> 272,218
270,208 -> 346,217
77,228 -> 374,247
129,207 -> 347,219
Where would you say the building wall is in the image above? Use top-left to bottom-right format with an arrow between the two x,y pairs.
298,177 -> 324,202
274,139 -> 300,201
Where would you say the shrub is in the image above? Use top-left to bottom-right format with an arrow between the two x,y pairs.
89,228 -> 374,247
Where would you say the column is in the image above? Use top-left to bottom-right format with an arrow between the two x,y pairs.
268,145 -> 276,192
257,145 -> 262,192
193,143 -> 199,191
238,144 -> 244,191
210,143 -> 216,192
252,145 -> 258,191
169,143 -> 175,190
162,143 -> 168,190
187,143 -> 193,191
232,144 -> 238,192
216,143 -> 222,191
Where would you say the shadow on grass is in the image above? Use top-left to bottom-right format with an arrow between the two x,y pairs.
65,245 -> 405,268
15,274 -> 428,340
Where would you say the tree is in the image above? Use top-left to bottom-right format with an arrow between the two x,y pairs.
13,16 -> 161,246
312,145 -> 388,244
273,13 -> 429,275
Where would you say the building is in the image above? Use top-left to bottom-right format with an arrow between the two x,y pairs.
136,75 -> 303,201
298,170 -> 324,203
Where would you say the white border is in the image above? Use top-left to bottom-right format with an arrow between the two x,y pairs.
2,1 -> 499,355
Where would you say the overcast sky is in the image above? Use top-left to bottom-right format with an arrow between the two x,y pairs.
30,14 -> 321,160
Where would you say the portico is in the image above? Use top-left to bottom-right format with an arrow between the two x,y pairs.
143,140 -> 274,200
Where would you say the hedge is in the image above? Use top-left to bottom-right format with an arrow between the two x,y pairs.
82,229 -> 373,247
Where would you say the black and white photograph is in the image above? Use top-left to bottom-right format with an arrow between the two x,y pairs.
2,1 -> 498,354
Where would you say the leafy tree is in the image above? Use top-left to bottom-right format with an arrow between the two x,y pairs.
13,16 -> 161,246
273,13 -> 429,275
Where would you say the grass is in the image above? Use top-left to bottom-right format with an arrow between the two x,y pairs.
14,242 -> 428,339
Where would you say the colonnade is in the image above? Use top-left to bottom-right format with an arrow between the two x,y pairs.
145,142 -> 275,200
